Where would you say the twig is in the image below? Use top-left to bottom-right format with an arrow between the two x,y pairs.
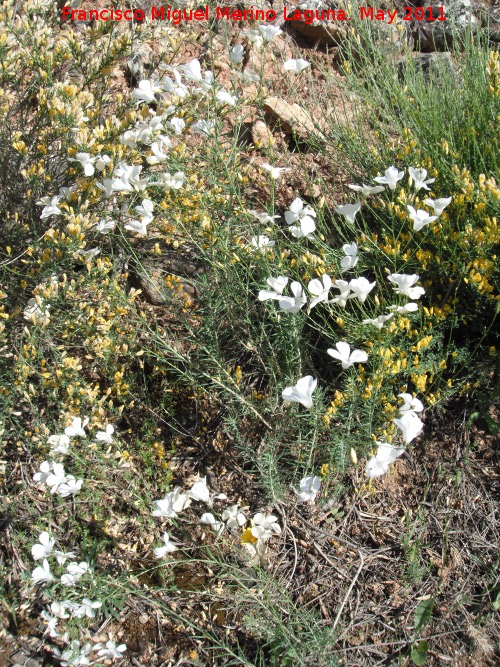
332,549 -> 365,632
312,541 -> 347,580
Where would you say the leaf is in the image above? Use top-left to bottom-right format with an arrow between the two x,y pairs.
411,640 -> 429,665
414,597 -> 434,633
484,414 -> 499,435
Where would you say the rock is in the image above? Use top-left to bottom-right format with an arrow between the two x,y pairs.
287,19 -> 347,47
411,1 -> 480,52
11,651 -> 42,667
397,52 -> 460,82
263,97 -> 321,143
128,245 -> 204,306
250,120 -> 275,148
481,3 -> 500,44
126,43 -> 153,87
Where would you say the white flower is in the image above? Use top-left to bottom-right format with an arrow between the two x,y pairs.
308,274 -> 332,309
160,69 -> 189,98
96,424 -> 114,444
152,171 -> 185,190
46,463 -> 68,494
53,641 -> 92,667
112,162 -> 147,193
251,512 -> 281,540
135,115 -> 164,143
41,610 -> 59,638
120,129 -> 139,149
32,532 -> 55,560
191,119 -> 216,136
24,297 -> 50,325
50,601 -> 72,619
408,166 -> 435,192
327,342 -> 368,370
348,183 -> 385,196
188,477 -> 211,503
132,79 -> 162,103
33,461 -> 52,486
335,203 -> 361,224
65,417 -> 89,438
348,277 -> 376,303
388,273 -> 425,300
387,302 -> 419,314
374,165 -> 405,190
68,153 -> 95,177
251,235 -> 275,252
73,599 -> 102,619
54,550 -> 77,566
165,116 -> 185,135
152,488 -> 191,519
125,218 -> 152,237
365,441 -> 405,478
340,243 -> 359,272
57,476 -> 83,498
95,640 -> 127,659
77,248 -> 100,260
398,393 -> 424,414
261,163 -> 291,180
180,59 -> 203,82
47,435 -> 69,456
94,218 -> 115,234
154,532 -> 179,559
58,185 -> 77,199
31,559 -> 54,584
285,198 -> 316,238
222,505 -> 247,529
423,196 -> 452,216
61,561 -> 89,587
68,152 -> 96,177
393,411 -> 424,444
331,279 -> 352,308
38,195 -> 62,219
362,313 -> 394,330
289,219 -> 316,239
258,276 -> 289,301
216,89 -> 237,106
248,210 -> 280,224
200,512 -> 225,535
146,141 -> 169,165
293,476 -> 321,504
96,179 -> 114,198
282,375 -> 317,409
284,58 -> 310,73
279,281 -> 307,313
259,24 -> 282,41
134,199 -> 154,220
95,155 -> 110,172
229,44 -> 245,64
407,205 -> 438,232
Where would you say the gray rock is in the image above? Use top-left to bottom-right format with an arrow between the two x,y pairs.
397,52 -> 460,82
411,1 -> 479,52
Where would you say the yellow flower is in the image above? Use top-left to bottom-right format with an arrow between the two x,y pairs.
241,528 -> 257,544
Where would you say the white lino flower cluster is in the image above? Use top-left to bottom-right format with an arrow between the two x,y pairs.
26,58 -> 245,333
29,530 -> 126,666
254,166 -> 452,479
151,475 -> 284,559
33,418 -> 116,499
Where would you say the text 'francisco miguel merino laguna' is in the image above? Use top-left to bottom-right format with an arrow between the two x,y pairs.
62,5 -> 446,25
